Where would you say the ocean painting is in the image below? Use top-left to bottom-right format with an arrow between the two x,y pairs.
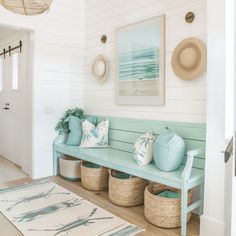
116,15 -> 165,105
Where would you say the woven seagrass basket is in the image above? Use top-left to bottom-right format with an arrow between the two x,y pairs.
144,182 -> 192,228
81,161 -> 109,191
108,169 -> 148,206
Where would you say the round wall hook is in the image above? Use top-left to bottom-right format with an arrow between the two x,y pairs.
101,35 -> 107,44
185,12 -> 195,23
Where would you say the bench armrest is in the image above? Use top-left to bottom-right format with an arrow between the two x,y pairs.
182,148 -> 204,181
53,134 -> 68,146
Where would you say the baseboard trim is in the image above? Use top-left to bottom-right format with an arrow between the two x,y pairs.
200,215 -> 224,236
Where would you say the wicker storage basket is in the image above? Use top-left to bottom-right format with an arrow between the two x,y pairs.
144,183 -> 192,228
81,161 -> 109,191
59,156 -> 81,181
108,169 -> 148,206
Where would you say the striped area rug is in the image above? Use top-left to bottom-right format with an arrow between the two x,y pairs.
0,180 -> 143,236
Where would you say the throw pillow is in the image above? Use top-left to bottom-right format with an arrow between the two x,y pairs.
80,118 -> 109,148
133,131 -> 155,165
153,128 -> 185,171
66,116 -> 97,146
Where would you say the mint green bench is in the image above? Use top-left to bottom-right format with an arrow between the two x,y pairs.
53,116 -> 206,236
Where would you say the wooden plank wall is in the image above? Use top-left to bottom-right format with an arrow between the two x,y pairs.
84,0 -> 207,124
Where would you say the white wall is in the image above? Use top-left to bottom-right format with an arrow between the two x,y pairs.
0,0 -> 86,178
84,0 -> 207,124
200,0 -> 226,235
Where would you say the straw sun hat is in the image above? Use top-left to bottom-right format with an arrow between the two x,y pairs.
172,38 -> 207,80
91,54 -> 108,83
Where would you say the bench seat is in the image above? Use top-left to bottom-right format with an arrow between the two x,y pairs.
54,144 -> 204,189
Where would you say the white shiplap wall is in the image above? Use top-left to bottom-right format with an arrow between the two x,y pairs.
0,0 -> 207,179
84,0 -> 207,123
0,0 -> 85,178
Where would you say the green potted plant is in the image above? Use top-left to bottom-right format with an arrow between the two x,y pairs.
55,107 -> 84,135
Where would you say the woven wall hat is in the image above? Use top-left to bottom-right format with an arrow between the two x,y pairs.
91,54 -> 108,83
172,38 -> 207,80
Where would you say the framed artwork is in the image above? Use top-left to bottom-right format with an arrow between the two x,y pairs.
116,15 -> 165,106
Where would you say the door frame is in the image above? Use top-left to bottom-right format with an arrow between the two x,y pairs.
0,23 -> 35,177
224,0 -> 236,235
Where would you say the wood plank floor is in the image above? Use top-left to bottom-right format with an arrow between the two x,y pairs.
0,176 -> 200,236
0,156 -> 28,183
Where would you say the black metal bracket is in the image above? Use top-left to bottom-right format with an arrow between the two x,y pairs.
0,40 -> 23,58
8,46 -> 11,57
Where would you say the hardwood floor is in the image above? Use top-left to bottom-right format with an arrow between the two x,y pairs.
0,176 -> 200,236
0,156 -> 28,183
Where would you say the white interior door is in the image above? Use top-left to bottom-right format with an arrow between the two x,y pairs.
0,38 -> 28,171
0,56 -> 11,159
230,1 -> 236,234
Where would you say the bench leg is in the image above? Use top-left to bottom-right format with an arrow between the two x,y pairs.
53,150 -> 60,176
181,184 -> 188,236
199,182 -> 205,215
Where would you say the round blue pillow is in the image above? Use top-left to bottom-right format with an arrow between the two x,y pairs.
153,129 -> 185,172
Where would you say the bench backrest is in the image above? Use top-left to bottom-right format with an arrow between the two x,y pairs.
93,116 -> 206,171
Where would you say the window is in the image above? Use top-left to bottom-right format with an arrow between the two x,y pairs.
0,58 -> 2,91
12,52 -> 19,90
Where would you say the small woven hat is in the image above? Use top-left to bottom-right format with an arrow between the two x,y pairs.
92,54 -> 108,83
172,38 -> 207,80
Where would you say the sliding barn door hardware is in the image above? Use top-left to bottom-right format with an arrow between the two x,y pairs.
0,40 -> 23,58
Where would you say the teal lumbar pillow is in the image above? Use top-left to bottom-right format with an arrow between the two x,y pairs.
153,128 -> 185,171
66,116 -> 97,146
158,190 -> 180,199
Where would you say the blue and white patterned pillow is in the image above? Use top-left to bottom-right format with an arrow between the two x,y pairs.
80,118 -> 109,148
133,131 -> 155,165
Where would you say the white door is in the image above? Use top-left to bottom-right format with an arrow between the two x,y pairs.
0,38 -> 28,171
0,56 -> 11,160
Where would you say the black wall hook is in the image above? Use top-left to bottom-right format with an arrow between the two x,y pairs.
101,35 -> 107,44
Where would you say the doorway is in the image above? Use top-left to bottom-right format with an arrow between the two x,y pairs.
0,26 -> 33,179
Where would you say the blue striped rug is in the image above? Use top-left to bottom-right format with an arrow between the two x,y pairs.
0,180 -> 143,236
